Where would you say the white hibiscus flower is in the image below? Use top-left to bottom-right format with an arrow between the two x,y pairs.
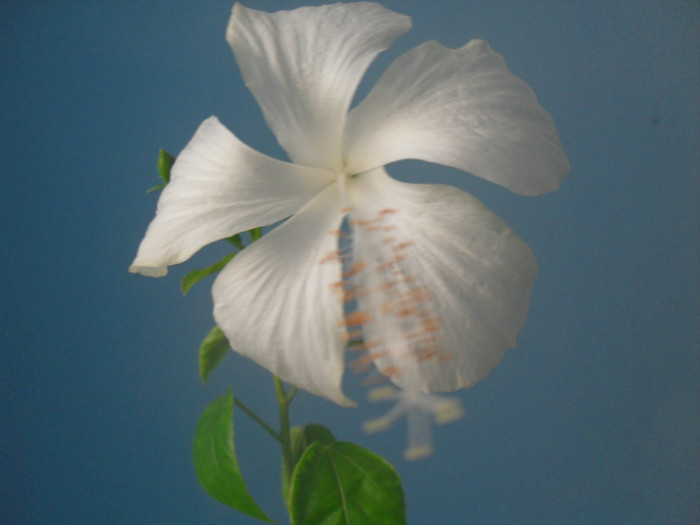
130,3 -> 569,406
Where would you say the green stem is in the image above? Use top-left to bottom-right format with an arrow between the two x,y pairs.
275,376 -> 295,509
233,397 -> 280,443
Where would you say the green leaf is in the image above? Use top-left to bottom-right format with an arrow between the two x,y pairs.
290,424 -> 336,465
198,326 -> 230,385
286,424 -> 336,504
193,391 -> 274,522
182,252 -> 236,295
157,149 -> 175,184
290,441 -> 405,525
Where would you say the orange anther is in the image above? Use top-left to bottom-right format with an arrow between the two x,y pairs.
421,317 -> 441,332
416,351 -> 438,363
380,365 -> 401,377
393,241 -> 414,251
342,261 -> 367,278
406,288 -> 431,303
376,261 -> 394,272
345,310 -> 372,326
397,307 -> 416,317
318,250 -> 342,264
346,329 -> 363,340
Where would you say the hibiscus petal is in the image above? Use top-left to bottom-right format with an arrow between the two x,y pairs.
345,40 -> 570,195
129,117 -> 334,277
212,184 -> 354,406
227,2 -> 411,170
345,168 -> 537,393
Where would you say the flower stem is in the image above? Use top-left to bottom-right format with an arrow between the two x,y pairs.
275,375 -> 295,510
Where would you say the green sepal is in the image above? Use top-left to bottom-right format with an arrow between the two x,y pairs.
182,252 -> 236,295
157,149 -> 174,184
290,440 -> 406,525
147,149 -> 175,192
198,326 -> 230,385
249,227 -> 262,242
193,390 -> 274,522
227,234 -> 245,251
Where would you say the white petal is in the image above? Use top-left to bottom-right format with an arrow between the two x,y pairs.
345,168 -> 537,392
227,3 -> 411,170
129,117 -> 333,276
345,40 -> 570,195
212,184 -> 354,406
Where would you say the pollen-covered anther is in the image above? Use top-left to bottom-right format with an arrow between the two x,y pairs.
375,261 -> 395,272
349,352 -> 386,373
392,241 -> 414,251
380,365 -> 402,377
345,310 -> 373,326
421,317 -> 441,333
343,284 -> 368,302
350,218 -> 374,227
342,261 -> 368,278
415,350 -> 439,363
406,288 -> 432,303
397,307 -> 417,318
376,282 -> 398,294
329,280 -> 344,293
318,250 -> 343,264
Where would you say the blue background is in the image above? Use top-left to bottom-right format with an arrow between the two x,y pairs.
2,1 -> 698,523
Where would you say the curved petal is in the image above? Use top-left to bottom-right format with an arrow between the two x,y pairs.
345,40 -> 570,195
345,168 -> 537,393
212,184 -> 354,406
129,117 -> 334,276
227,3 -> 411,170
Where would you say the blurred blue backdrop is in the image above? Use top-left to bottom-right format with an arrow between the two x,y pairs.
2,1 -> 698,524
